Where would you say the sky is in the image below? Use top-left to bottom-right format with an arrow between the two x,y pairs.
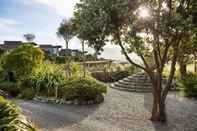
0,0 -> 138,62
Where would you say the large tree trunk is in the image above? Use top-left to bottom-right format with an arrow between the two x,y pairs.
151,86 -> 167,122
195,55 -> 197,73
65,40 -> 71,78
179,62 -> 187,80
150,71 -> 167,122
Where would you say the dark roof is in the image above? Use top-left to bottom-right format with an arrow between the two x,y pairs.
22,42 -> 37,46
1,41 -> 23,49
4,41 -> 22,45
53,45 -> 62,48
39,45 -> 53,48
39,45 -> 62,49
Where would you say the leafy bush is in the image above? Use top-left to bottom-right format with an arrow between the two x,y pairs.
179,73 -> 197,97
21,88 -> 36,100
0,96 -> 35,130
63,77 -> 107,102
2,44 -> 44,80
111,71 -> 130,81
91,71 -> 111,82
0,81 -> 20,97
30,64 -> 67,97
71,63 -> 90,77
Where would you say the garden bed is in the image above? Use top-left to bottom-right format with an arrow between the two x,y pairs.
33,94 -> 104,105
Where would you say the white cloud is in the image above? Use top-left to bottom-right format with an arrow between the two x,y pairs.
93,44 -> 141,62
33,0 -> 79,17
0,18 -> 18,31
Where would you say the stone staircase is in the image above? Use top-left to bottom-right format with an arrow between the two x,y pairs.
110,72 -> 153,92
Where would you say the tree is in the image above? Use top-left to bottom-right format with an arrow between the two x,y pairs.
178,32 -> 197,80
2,44 -> 44,80
23,33 -> 36,42
73,0 -> 194,122
57,19 -> 74,49
192,0 -> 197,26
57,19 -> 75,78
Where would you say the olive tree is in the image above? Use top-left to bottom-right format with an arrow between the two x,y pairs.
73,0 -> 195,122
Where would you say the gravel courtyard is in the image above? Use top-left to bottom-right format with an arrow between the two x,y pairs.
18,88 -> 197,131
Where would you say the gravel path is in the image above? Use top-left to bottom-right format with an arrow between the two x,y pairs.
17,88 -> 197,131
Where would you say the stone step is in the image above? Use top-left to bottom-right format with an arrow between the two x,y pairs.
110,84 -> 152,93
114,83 -> 152,90
128,75 -> 148,79
123,78 -> 151,83
118,80 -> 152,86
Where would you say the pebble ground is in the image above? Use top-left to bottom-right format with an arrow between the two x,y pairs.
18,88 -> 197,131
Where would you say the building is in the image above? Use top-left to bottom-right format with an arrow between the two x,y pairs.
0,41 -> 23,51
0,41 -> 85,57
0,41 -> 37,51
59,49 -> 87,57
39,44 -> 62,56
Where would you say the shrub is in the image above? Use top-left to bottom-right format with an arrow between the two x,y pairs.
21,88 -> 36,100
2,44 -> 44,80
91,71 -> 112,82
125,65 -> 141,75
30,64 -> 67,97
0,81 -> 20,97
0,96 -> 35,130
179,73 -> 197,97
63,77 -> 107,103
111,70 -> 130,81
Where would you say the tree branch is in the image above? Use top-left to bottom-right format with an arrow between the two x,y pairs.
118,41 -> 146,71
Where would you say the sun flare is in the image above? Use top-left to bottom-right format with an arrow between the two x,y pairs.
138,6 -> 150,18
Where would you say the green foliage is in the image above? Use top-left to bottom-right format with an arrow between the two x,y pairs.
71,63 -> 90,77
179,73 -> 197,97
63,77 -> 107,102
111,71 -> 130,81
30,64 -> 67,97
91,64 -> 140,82
2,44 -> 44,80
21,88 -> 35,100
91,72 -> 111,82
0,96 -> 35,131
57,19 -> 74,49
0,81 -> 20,97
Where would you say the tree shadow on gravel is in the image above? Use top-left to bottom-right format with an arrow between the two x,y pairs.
18,100 -> 101,131
143,93 -> 175,131
143,93 -> 197,131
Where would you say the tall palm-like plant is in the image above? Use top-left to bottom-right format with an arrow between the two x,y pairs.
57,19 -> 74,49
57,19 -> 75,78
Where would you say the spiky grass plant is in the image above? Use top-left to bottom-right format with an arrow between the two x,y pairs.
0,96 -> 35,131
